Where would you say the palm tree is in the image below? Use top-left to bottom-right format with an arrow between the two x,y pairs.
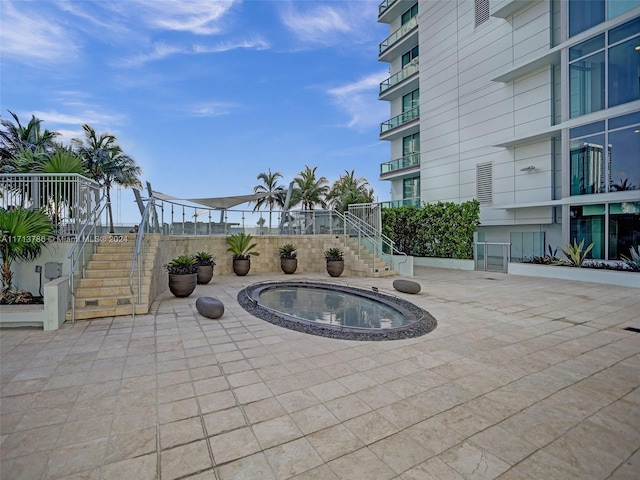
252,169 -> 286,233
290,165 -> 329,210
0,111 -> 59,171
327,170 -> 375,212
73,124 -> 142,233
0,207 -> 53,292
612,178 -> 635,191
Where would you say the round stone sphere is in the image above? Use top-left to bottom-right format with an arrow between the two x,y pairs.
196,297 -> 224,319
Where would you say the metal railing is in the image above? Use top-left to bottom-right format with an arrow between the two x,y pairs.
0,173 -> 101,234
380,106 -> 419,134
129,196 -> 154,316
341,210 -> 407,272
380,152 -> 421,175
380,198 -> 421,208
379,15 -> 418,55
380,59 -> 419,95
67,195 -> 108,323
378,0 -> 398,16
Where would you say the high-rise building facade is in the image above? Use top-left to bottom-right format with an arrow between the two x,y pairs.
378,0 -> 640,261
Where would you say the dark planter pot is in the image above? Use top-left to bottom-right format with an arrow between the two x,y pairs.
197,265 -> 214,284
280,258 -> 298,274
326,260 -> 344,277
168,273 -> 197,297
233,259 -> 251,276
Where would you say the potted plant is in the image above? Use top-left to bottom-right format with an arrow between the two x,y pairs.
279,243 -> 297,274
193,251 -> 216,284
164,255 -> 198,297
324,247 -> 344,277
225,233 -> 260,276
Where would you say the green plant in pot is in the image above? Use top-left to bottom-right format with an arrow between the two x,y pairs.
193,251 -> 216,284
165,255 -> 198,297
225,233 -> 260,276
279,243 -> 297,274
324,247 -> 344,277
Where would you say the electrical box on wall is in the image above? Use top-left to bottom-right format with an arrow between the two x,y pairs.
44,262 -> 62,280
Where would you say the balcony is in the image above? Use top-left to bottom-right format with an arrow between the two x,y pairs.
380,152 -> 421,177
380,197 -> 421,208
379,15 -> 418,60
378,0 -> 398,17
379,59 -> 419,99
380,106 -> 419,136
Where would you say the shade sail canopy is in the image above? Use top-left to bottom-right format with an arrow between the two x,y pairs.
152,190 -> 269,209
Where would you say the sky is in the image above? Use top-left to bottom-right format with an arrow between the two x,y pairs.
0,0 -> 392,225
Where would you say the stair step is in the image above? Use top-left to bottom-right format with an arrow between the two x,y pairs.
90,253 -> 155,262
84,268 -> 152,278
78,277 -> 151,288
75,285 -> 149,298
74,295 -> 134,308
66,303 -> 149,321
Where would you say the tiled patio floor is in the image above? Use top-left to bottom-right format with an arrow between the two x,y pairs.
1,268 -> 639,480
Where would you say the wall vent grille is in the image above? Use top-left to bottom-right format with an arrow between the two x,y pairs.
476,162 -> 493,205
475,0 -> 490,27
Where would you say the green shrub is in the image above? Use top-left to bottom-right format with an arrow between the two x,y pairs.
382,200 -> 480,259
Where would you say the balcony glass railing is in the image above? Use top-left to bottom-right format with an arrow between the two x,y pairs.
380,59 -> 419,94
380,152 -> 421,175
378,0 -> 398,16
379,15 -> 418,55
381,198 -> 421,209
380,106 -> 419,134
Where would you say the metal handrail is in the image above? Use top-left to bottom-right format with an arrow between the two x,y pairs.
338,211 -> 407,272
129,197 -> 153,316
67,195 -> 108,323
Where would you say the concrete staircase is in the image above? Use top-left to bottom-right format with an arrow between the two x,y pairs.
66,234 -> 160,321
344,237 -> 396,277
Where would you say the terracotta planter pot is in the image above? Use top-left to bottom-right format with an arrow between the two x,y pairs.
326,260 -> 344,277
168,273 -> 197,297
233,259 -> 251,276
197,265 -> 214,284
280,258 -> 298,274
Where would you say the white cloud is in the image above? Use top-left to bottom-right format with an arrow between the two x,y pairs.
327,71 -> 389,130
120,38 -> 269,67
189,102 -> 238,118
116,0 -> 237,35
0,1 -> 80,63
280,0 -> 379,46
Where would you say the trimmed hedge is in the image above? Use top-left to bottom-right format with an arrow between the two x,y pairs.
382,200 -> 480,259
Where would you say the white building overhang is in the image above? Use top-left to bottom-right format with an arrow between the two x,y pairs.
491,0 -> 538,19
491,48 -> 561,83
493,192 -> 640,210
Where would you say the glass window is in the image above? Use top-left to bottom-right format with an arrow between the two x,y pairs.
569,34 -> 605,61
570,133 -> 607,195
569,18 -> 639,118
402,89 -> 419,112
609,125 -> 640,191
608,0 -> 640,19
402,133 -> 420,156
403,176 -> 420,200
401,3 -> 418,25
402,46 -> 419,67
608,37 -> 640,107
569,51 -> 605,117
570,112 -> 640,196
569,0 -> 605,37
609,202 -> 640,259
570,204 -> 605,259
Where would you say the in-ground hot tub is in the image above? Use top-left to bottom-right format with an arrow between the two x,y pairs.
237,281 -> 437,341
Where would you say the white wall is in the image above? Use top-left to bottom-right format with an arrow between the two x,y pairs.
418,0 -> 555,230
